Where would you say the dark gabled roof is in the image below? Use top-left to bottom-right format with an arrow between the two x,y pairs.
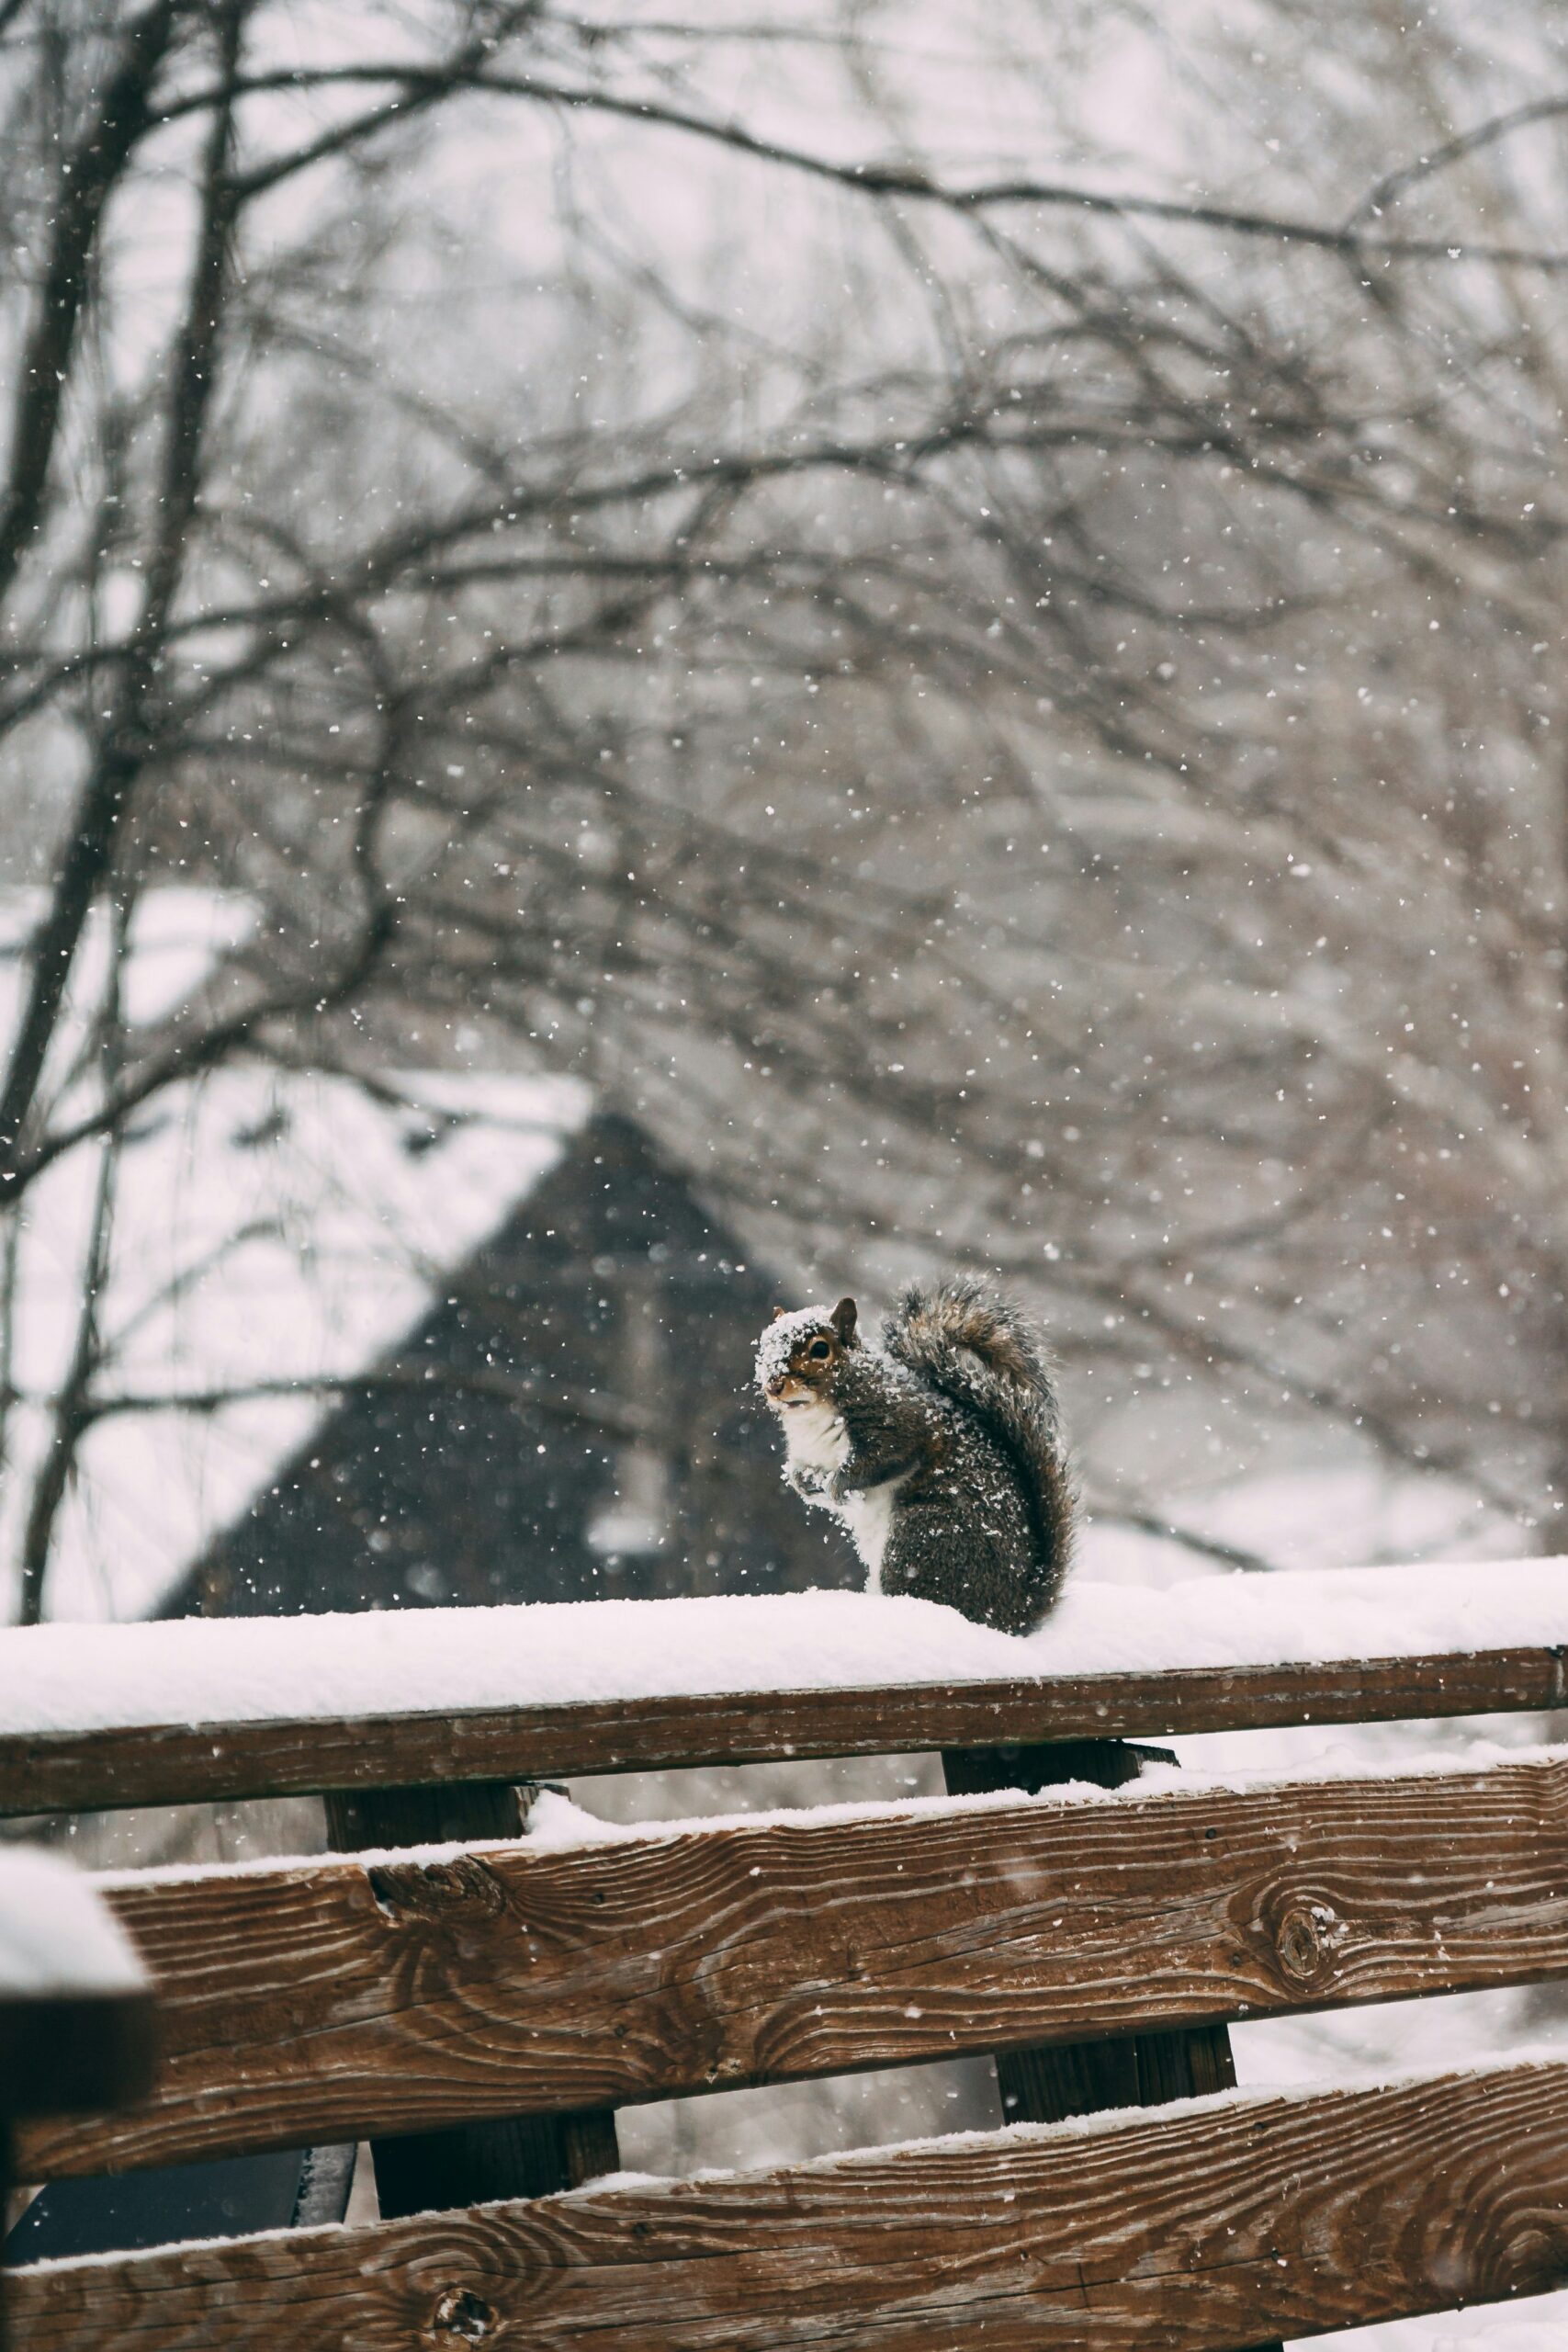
164,1113 -> 855,1618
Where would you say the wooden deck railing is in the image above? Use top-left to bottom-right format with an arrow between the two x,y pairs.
5,1563 -> 1567,2351
2,1562 -> 1562,1815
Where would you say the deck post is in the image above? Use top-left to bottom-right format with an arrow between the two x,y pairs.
942,1736 -> 1283,2352
323,1781 -> 618,2217
1,2118 -> 11,2352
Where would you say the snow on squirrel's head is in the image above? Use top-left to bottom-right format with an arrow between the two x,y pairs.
755,1298 -> 860,1408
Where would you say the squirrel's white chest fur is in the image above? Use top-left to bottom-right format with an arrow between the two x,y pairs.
778,1397 -> 903,1586
834,1483 -> 901,1585
779,1396 -> 851,1476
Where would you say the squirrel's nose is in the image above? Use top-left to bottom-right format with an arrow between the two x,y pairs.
766,1375 -> 787,1397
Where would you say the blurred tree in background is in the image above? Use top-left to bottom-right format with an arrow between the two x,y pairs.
5,0 -> 1568,1617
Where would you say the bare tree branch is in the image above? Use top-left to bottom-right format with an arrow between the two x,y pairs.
0,0 -> 178,601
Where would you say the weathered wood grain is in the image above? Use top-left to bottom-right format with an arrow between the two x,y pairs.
944,1738 -> 1243,2116
942,1736 -> 1281,2352
16,2060 -> 1568,2351
323,1781 -> 619,2219
4,1643 -> 1563,1816
941,1738 -> 1246,2122
23,1751 -> 1568,2179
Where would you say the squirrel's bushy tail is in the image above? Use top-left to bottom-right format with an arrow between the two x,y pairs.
884,1276 -> 1075,1608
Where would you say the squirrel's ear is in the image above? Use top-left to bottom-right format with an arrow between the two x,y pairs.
772,1306 -> 787,1322
831,1295 -> 858,1344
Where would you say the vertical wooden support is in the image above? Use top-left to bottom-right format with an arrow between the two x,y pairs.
323,1781 -> 619,2218
942,1736 -> 1282,2352
0,1952 -> 152,2337
1,2115 -> 13,2352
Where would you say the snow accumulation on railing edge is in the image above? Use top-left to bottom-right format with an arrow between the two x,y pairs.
0,1847 -> 148,1998
81,1746 -> 1568,1889
0,1558 -> 1564,1741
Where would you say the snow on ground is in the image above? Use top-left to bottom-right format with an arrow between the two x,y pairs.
1369,2328 -> 1565,2351
1,1555 -> 1562,1736
0,888 -> 590,1622
1338,2318 -> 1567,2351
1082,1458 -> 1519,1587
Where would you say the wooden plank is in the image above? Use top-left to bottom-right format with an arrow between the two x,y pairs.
3,1641 -> 1563,1816
322,1782 -> 618,2218
22,1749 -> 1568,2179
16,2059 -> 1568,2350
942,1737 -> 1245,2125
943,1736 -> 1280,2352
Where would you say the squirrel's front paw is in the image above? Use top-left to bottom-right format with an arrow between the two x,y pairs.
788,1463 -> 831,1499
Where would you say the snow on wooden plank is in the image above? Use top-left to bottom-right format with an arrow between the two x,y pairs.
5,1647 -> 1564,1817
0,1849 -> 153,2121
16,2056 -> 1568,2350
0,1849 -> 144,2000
3,1565 -> 1567,1814
10,1564 -> 1568,1737
21,1752 -> 1568,2178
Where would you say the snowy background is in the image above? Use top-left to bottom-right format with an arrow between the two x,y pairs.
6,2 -> 1568,2340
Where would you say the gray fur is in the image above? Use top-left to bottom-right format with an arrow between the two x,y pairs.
757,1278 -> 1074,1635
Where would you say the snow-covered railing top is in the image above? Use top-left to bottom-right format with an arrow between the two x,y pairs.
0,1849 -> 146,2000
2,1561 -> 1564,1816
0,1848 -> 153,2125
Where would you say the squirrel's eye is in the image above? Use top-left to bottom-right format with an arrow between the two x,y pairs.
809,1339 -> 831,1359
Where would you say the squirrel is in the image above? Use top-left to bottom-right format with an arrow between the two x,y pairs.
754,1278 -> 1074,1635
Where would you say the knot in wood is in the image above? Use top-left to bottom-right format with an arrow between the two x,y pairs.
430,2287 -> 496,2341
1487,2218 -> 1568,2300
367,1856 -> 509,1921
1273,1900 -> 1337,1986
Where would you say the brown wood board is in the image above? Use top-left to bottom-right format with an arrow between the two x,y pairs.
4,1642 -> 1564,1816
323,1781 -> 619,2219
940,1739 -> 1250,2125
942,1736 -> 1279,2352
16,2059 -> 1568,2350
23,1749 -> 1568,2179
